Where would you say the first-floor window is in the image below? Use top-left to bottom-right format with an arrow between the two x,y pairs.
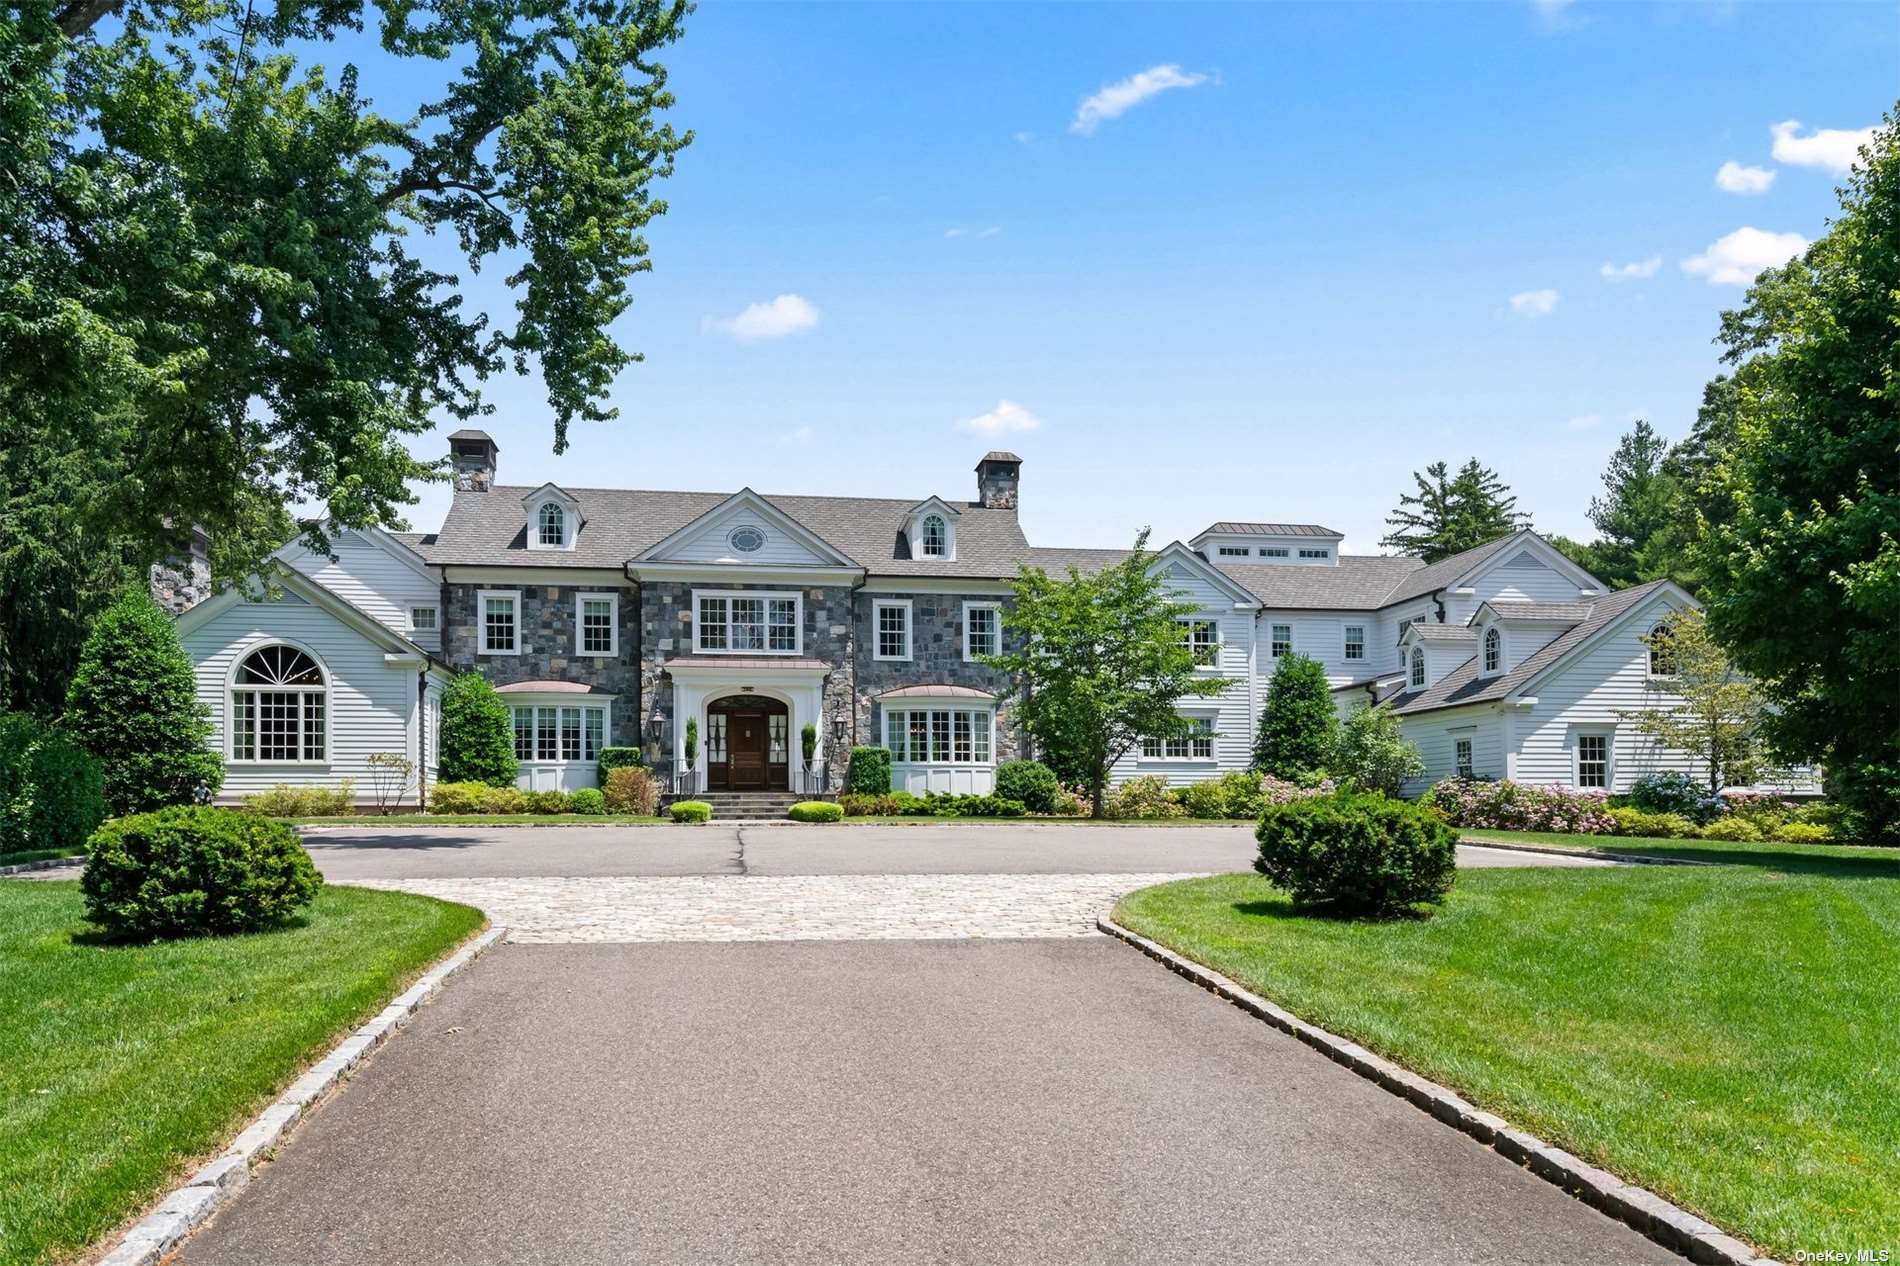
511,704 -> 608,762
1179,618 -> 1219,666
1454,737 -> 1474,779
230,644 -> 327,761
1142,717 -> 1216,760
1577,734 -> 1610,789
884,708 -> 993,763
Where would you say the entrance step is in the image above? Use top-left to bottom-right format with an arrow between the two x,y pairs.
672,790 -> 833,822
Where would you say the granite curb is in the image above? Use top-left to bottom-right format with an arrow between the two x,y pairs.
0,855 -> 86,876
1458,838 -> 1717,866
1097,915 -> 1779,1266
90,924 -> 507,1266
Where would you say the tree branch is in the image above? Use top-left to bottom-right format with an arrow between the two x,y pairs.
55,0 -> 122,37
376,175 -> 506,214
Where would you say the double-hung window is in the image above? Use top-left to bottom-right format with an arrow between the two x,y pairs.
410,606 -> 439,635
1343,625 -> 1365,660
695,591 -> 800,654
874,600 -> 911,661
1577,733 -> 1611,789
1454,736 -> 1474,779
1179,618 -> 1219,667
510,703 -> 609,763
884,708 -> 993,764
479,591 -> 520,655
576,593 -> 618,656
1142,717 -> 1216,760
963,602 -> 1000,661
1271,623 -> 1293,658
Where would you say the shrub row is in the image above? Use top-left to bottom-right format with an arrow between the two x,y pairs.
1100,771 -> 1336,821
1425,774 -> 1835,843
428,782 -> 609,815
835,790 -> 1026,818
1421,778 -> 1617,835
240,782 -> 357,817
0,713 -> 106,857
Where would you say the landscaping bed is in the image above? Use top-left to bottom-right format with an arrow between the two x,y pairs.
288,814 -> 664,826
0,880 -> 484,1266
1113,856 -> 1898,1259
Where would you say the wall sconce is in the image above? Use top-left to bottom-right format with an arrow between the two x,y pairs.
832,715 -> 847,745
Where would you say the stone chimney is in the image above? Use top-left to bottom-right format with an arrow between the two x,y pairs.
975,451 -> 1022,510
449,429 -> 499,491
149,524 -> 211,615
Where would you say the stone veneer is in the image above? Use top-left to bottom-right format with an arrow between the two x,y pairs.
442,582 -> 641,749
852,592 -> 1020,765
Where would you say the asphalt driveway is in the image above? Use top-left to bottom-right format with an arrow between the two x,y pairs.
179,938 -> 1663,1266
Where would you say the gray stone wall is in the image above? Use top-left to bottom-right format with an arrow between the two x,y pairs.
150,527 -> 212,615
442,582 -> 641,750
851,593 -> 1022,763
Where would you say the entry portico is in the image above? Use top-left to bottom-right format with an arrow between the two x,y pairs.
662,657 -> 833,795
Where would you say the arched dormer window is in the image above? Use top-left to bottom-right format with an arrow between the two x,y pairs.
920,514 -> 948,558
1483,626 -> 1502,675
230,644 -> 327,762
1409,646 -> 1426,689
1647,618 -> 1678,677
538,502 -> 566,547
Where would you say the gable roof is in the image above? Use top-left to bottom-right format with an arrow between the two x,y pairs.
1377,532 -> 1528,606
1403,622 -> 1479,645
633,487 -> 859,569
1475,600 -> 1593,624
1389,579 -> 1683,716
1216,555 -> 1423,609
175,566 -> 436,663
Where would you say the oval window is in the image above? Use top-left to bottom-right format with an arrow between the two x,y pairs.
728,526 -> 765,554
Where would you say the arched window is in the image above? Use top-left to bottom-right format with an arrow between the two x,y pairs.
538,502 -> 566,547
1647,619 -> 1678,676
1409,646 -> 1426,689
920,514 -> 947,557
1483,627 -> 1501,674
231,645 -> 327,762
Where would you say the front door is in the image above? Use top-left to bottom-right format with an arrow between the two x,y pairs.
707,695 -> 789,790
728,713 -> 768,789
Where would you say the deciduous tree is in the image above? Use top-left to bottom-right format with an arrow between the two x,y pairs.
1619,609 -> 1769,794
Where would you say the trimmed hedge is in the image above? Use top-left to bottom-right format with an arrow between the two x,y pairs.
788,801 -> 844,822
994,760 -> 1060,814
241,782 -> 356,817
0,713 -> 106,857
597,747 -> 642,786
843,745 -> 892,795
1254,789 -> 1457,918
82,806 -> 323,939
570,788 -> 608,815
671,800 -> 713,823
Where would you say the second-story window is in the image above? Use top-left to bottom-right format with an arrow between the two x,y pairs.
1271,623 -> 1292,658
538,502 -> 565,547
1344,625 -> 1365,660
920,515 -> 948,558
874,600 -> 911,661
964,603 -> 1000,660
1178,618 -> 1219,666
1483,626 -> 1502,674
1410,646 -> 1426,688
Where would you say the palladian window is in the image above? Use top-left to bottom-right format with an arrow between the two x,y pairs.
920,514 -> 948,558
230,645 -> 327,762
538,502 -> 566,547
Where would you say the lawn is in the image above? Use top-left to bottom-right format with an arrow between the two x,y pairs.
1461,826 -> 1898,869
288,813 -> 664,826
0,880 -> 484,1266
1114,853 -> 1898,1259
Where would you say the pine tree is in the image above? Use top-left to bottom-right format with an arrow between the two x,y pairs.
63,589 -> 222,814
1583,421 -> 1685,588
1381,459 -> 1529,561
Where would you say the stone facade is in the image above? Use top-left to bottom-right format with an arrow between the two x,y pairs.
851,592 -> 1021,763
149,526 -> 212,615
442,582 -> 641,748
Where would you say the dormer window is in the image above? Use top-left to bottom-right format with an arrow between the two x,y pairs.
904,499 -> 958,561
921,515 -> 948,558
538,503 -> 565,547
1483,626 -> 1502,675
1410,646 -> 1426,689
523,484 -> 580,551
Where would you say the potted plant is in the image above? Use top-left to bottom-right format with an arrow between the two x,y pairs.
801,723 -> 817,767
684,717 -> 698,772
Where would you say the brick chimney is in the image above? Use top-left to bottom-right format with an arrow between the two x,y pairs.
449,429 -> 499,491
975,451 -> 1021,510
149,524 -> 211,615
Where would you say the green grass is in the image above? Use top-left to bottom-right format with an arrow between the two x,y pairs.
287,814 -> 664,826
0,881 -> 484,1266
1461,826 -> 1898,870
0,848 -> 86,868
1114,858 -> 1898,1259
833,816 -> 1250,826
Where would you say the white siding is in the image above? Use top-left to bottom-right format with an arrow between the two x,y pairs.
1258,609 -> 1388,687
282,532 -> 442,652
1111,560 -> 1256,786
664,504 -> 832,565
184,595 -> 421,807
1469,550 -> 1585,605
1399,706 -> 1506,795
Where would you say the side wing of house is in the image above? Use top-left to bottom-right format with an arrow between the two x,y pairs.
280,529 -> 443,652
179,582 -> 432,807
1400,704 -> 1509,796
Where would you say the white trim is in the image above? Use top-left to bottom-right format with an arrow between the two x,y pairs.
882,702 -> 997,767
1481,624 -> 1503,677
627,561 -> 864,586
225,640 -> 331,765
1409,646 -> 1426,689
1269,621 -> 1294,660
476,589 -> 522,655
859,577 -> 1013,595
521,484 -> 581,553
1140,713 -> 1218,763
691,588 -> 804,656
507,697 -> 613,767
574,591 -> 619,657
1457,530 -> 1607,598
175,568 -> 431,662
445,566 -> 630,585
872,598 -> 912,662
1571,725 -> 1616,790
1511,581 -> 1696,700
1343,623 -> 1366,661
962,601 -> 1002,661
1177,614 -> 1222,670
636,488 -> 857,568
408,605 -> 439,635
1150,541 -> 1263,609
1644,615 -> 1679,680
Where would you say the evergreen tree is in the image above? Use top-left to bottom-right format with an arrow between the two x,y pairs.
1381,459 -> 1529,561
1583,420 -> 1686,589
63,589 -> 222,814
439,672 -> 519,788
1252,653 -> 1337,779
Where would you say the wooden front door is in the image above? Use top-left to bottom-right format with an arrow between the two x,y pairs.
707,696 -> 789,790
727,713 -> 768,789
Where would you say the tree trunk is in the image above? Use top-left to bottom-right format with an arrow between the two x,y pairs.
1091,763 -> 1107,819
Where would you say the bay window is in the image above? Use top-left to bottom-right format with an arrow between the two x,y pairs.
884,707 -> 994,764
510,703 -> 609,764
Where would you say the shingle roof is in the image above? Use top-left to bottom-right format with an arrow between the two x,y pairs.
1482,601 -> 1593,623
1196,521 -> 1342,538
978,451 -> 1022,464
417,486 -> 1033,578
1379,532 -> 1529,606
1021,546 -> 1135,575
1216,555 -> 1423,609
1407,623 -> 1479,643
1389,580 -> 1671,716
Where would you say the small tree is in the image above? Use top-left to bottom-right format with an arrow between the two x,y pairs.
1253,654 -> 1337,780
64,589 -> 222,814
1619,608 -> 1770,793
1331,704 -> 1425,797
985,531 -> 1233,817
366,752 -> 416,815
439,672 -> 518,788
684,717 -> 698,770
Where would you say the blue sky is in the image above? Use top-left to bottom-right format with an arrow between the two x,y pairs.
379,0 -> 1892,555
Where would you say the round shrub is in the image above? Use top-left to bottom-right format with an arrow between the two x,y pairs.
1628,772 -> 1724,825
671,800 -> 713,823
525,790 -> 570,815
570,788 -> 607,815
1213,770 -> 1267,820
788,801 -> 844,822
994,760 -> 1060,814
1774,821 -> 1832,843
1254,789 -> 1457,918
426,781 -> 486,814
1606,805 -> 1696,839
1106,775 -> 1186,820
0,713 -> 106,857
604,766 -> 660,816
843,746 -> 892,795
1178,778 -> 1230,820
82,807 -> 323,939
1699,816 -> 1764,842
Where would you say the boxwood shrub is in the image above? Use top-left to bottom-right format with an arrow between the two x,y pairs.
843,746 -> 892,795
82,806 -> 323,939
788,801 -> 844,822
671,800 -> 713,823
993,760 -> 1060,814
570,788 -> 608,815
0,713 -> 106,858
1254,788 -> 1457,918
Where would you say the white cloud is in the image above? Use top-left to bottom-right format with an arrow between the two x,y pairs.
1564,413 -> 1603,431
944,228 -> 968,239
1599,256 -> 1662,282
702,294 -> 821,341
1012,130 -> 1035,146
957,399 -> 1044,436
1529,0 -> 1586,30
978,225 -> 1001,239
1770,119 -> 1875,174
944,226 -> 1002,240
1509,288 -> 1560,317
1071,64 -> 1210,135
1714,161 -> 1775,195
1681,227 -> 1809,286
